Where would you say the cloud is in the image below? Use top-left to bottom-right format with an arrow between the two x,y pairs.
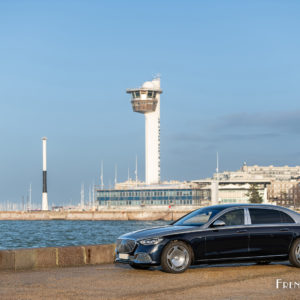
171,132 -> 279,143
169,110 -> 299,146
215,110 -> 300,133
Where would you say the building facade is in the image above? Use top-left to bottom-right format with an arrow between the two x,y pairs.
193,179 -> 269,204
214,164 -> 300,207
268,180 -> 300,207
96,182 -> 211,207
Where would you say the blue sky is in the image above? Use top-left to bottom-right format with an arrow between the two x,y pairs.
0,0 -> 300,207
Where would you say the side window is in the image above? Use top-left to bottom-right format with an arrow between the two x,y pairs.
216,209 -> 244,226
280,212 -> 295,223
249,209 -> 281,224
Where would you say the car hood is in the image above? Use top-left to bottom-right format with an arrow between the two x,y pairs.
119,225 -> 200,240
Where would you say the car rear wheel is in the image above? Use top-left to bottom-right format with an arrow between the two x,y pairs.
129,263 -> 151,270
289,238 -> 300,268
161,241 -> 191,274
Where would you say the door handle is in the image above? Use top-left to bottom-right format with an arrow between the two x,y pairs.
236,229 -> 247,233
280,228 -> 289,232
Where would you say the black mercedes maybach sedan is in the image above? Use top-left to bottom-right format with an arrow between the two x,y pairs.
115,204 -> 300,273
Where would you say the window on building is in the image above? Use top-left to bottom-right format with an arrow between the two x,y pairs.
147,91 -> 153,98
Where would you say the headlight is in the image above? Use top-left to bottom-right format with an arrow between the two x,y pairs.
139,238 -> 163,245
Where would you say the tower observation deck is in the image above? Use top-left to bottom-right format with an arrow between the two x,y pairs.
126,78 -> 163,185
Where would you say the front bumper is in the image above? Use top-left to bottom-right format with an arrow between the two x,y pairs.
115,243 -> 165,266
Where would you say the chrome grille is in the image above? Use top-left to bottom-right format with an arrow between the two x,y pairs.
116,239 -> 136,253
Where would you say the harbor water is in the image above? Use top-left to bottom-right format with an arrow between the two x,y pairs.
0,220 -> 169,250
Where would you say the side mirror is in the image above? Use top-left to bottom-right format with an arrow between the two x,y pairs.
212,220 -> 226,227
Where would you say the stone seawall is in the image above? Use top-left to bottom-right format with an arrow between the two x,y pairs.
0,209 -> 194,221
0,244 -> 115,271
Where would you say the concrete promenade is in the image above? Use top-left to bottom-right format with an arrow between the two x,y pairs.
0,263 -> 299,299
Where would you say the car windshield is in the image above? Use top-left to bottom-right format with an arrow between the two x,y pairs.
173,207 -> 224,226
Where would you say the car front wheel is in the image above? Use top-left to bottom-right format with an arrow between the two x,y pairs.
289,238 -> 300,268
161,241 -> 191,273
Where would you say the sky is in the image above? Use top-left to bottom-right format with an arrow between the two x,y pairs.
0,0 -> 300,208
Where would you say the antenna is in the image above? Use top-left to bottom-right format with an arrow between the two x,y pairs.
135,155 -> 138,186
81,183 -> 84,209
211,152 -> 220,206
101,161 -> 104,190
216,152 -> 219,180
153,73 -> 161,80
92,180 -> 95,209
29,183 -> 32,211
128,167 -> 130,181
114,164 -> 118,186
89,185 -> 92,208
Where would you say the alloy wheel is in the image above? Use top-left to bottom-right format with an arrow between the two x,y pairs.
166,245 -> 189,272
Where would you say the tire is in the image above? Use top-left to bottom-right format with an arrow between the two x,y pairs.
129,263 -> 151,270
161,241 -> 192,274
289,238 -> 300,268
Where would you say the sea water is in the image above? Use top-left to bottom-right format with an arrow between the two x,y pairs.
0,220 -> 169,250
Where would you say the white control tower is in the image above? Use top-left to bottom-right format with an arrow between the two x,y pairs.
127,78 -> 163,185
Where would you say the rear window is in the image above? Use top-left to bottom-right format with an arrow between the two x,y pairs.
280,211 -> 295,223
249,208 -> 295,225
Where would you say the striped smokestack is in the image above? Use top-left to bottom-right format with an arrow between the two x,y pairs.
42,137 -> 48,210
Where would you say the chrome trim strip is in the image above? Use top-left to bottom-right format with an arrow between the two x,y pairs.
196,254 -> 287,262
245,208 -> 251,225
202,223 -> 299,232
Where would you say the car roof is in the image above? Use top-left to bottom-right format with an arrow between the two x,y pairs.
208,203 -> 287,209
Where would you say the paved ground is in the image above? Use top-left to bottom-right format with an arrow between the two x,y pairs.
0,262 -> 299,300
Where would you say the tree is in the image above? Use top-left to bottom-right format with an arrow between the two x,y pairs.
246,184 -> 263,204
